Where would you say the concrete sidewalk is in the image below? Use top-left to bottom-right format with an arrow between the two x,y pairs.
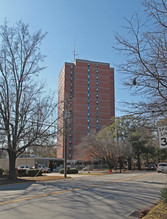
44,170 -> 108,178
44,172 -> 93,178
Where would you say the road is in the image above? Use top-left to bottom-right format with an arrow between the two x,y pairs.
0,171 -> 166,219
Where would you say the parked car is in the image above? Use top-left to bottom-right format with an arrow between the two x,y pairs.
32,164 -> 51,173
17,165 -> 31,170
146,164 -> 156,171
82,166 -> 93,171
157,163 -> 167,173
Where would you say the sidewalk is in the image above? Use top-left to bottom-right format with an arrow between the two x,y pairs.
0,171 -> 102,185
0,169 -> 133,185
44,171 -> 108,178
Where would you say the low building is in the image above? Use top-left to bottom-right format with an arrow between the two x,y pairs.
0,157 -> 64,172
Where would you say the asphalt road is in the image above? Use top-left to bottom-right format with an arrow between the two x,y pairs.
0,171 -> 166,219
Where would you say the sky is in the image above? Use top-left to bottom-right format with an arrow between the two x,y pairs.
0,0 -> 146,116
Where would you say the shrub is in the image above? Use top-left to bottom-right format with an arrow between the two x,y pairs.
59,168 -> 78,174
161,187 -> 167,203
70,169 -> 78,174
59,169 -> 64,174
17,169 -> 26,176
0,168 -> 4,176
26,169 -> 42,177
3,169 -> 9,175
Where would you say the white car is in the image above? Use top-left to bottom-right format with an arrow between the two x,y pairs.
82,166 -> 93,171
157,163 -> 167,173
18,165 -> 31,170
32,164 -> 51,173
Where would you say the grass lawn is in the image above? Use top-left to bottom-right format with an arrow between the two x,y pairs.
143,201 -> 167,219
0,171 -> 110,185
19,175 -> 68,181
0,175 -> 67,185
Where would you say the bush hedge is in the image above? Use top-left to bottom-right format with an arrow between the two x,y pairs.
17,169 -> 42,177
0,168 -> 4,176
17,169 -> 27,176
59,168 -> 78,174
3,169 -> 9,175
26,169 -> 42,177
161,187 -> 167,203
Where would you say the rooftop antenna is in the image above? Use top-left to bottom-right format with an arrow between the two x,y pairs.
73,42 -> 79,61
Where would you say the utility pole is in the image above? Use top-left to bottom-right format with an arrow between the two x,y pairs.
63,109 -> 68,178
63,108 -> 71,178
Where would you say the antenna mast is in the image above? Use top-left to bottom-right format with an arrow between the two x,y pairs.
73,42 -> 79,61
73,45 -> 76,61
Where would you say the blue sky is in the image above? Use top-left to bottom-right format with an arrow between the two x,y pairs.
0,0 -> 145,116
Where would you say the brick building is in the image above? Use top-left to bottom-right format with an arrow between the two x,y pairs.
57,59 -> 115,160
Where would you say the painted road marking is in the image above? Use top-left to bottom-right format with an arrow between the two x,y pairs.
96,194 -> 113,200
0,172 -> 156,206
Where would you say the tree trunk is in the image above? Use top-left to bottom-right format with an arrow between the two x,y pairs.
8,151 -> 17,179
146,154 -> 149,166
107,161 -> 113,173
137,153 -> 141,170
119,157 -> 122,173
127,156 -> 132,170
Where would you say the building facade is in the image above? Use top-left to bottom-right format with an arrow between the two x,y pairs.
57,59 -> 115,160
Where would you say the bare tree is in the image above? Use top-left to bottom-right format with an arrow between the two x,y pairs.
76,130 -> 118,171
114,0 -> 167,119
0,21 -> 57,179
115,139 -> 132,172
28,145 -> 57,158
76,116 -> 157,171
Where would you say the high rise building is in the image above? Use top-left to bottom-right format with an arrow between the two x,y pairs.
57,59 -> 115,160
